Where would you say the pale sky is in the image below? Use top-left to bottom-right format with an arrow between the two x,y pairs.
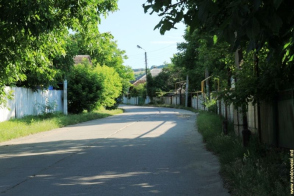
99,0 -> 186,69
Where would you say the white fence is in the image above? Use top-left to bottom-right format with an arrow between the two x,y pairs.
0,87 -> 64,122
218,100 -> 234,123
151,95 -> 182,106
123,96 -> 139,105
122,96 -> 151,105
191,95 -> 206,111
124,90 -> 293,148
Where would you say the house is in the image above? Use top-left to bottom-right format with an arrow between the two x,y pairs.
73,55 -> 92,65
132,68 -> 162,86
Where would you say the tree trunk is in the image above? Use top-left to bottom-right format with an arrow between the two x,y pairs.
254,52 -> 262,143
236,46 -> 251,146
242,104 -> 251,147
222,68 -> 231,135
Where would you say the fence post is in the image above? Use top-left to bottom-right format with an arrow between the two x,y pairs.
63,80 -> 68,115
197,95 -> 199,110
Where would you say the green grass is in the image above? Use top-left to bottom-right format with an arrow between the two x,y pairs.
197,111 -> 290,196
0,109 -> 123,142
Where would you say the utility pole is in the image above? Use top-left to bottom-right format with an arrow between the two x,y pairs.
63,80 -> 68,115
144,51 -> 148,102
137,45 -> 148,103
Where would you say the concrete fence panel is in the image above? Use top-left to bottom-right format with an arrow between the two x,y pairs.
191,95 -> 206,111
122,96 -> 138,105
0,87 -> 63,122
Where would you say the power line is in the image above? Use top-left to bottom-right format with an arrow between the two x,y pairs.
127,43 -> 178,57
148,43 -> 178,53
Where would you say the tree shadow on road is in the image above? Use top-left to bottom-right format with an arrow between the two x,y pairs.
0,107 -> 228,196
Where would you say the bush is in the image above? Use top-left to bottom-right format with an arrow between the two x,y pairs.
129,83 -> 146,98
94,65 -> 122,108
68,61 -> 102,114
105,98 -> 120,110
197,111 -> 290,196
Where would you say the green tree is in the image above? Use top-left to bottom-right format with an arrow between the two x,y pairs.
145,0 -> 294,146
143,64 -> 185,99
145,0 -> 294,101
70,30 -> 134,93
129,83 -> 146,97
154,64 -> 183,92
15,33 -> 78,90
94,65 -> 122,108
143,0 -> 294,52
0,0 -> 118,103
67,60 -> 102,114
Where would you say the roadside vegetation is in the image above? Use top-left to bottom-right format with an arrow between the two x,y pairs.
0,0 -> 134,114
144,103 -> 290,195
197,111 -> 290,196
138,3 -> 294,194
0,109 -> 123,143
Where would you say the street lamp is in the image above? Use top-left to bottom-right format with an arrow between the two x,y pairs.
137,45 -> 148,102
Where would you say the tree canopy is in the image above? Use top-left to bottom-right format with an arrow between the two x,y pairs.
0,0 -> 118,103
0,0 -> 135,111
95,65 -> 122,107
68,60 -> 102,114
144,0 -> 294,52
70,30 -> 134,93
144,0 -> 294,106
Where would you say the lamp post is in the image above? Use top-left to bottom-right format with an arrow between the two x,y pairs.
137,45 -> 148,103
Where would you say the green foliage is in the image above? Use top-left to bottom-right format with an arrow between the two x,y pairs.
197,111 -> 290,196
145,0 -> 294,106
68,60 -> 102,114
204,96 -> 218,113
217,46 -> 294,107
170,25 -> 293,111
144,0 -> 294,52
134,71 -> 145,79
129,83 -> 146,98
153,65 -> 179,92
0,0 -> 118,103
129,64 -> 181,100
94,65 -> 122,107
0,0 -> 131,113
146,72 -> 157,99
70,31 -> 134,93
0,88 -> 14,110
35,100 -> 58,115
172,29 -> 234,93
2,29 -> 68,91
145,63 -> 185,99
68,59 -> 123,113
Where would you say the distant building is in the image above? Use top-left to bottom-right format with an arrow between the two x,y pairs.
150,64 -> 168,69
132,68 -> 162,86
73,55 -> 92,65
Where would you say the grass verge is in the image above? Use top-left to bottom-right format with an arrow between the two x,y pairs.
0,109 -> 123,143
197,110 -> 290,196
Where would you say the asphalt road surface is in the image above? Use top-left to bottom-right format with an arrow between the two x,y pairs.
0,105 -> 230,196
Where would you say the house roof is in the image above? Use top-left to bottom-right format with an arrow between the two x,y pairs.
132,68 -> 163,86
74,55 -> 92,65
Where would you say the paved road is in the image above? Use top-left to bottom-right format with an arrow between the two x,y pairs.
0,105 -> 230,196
